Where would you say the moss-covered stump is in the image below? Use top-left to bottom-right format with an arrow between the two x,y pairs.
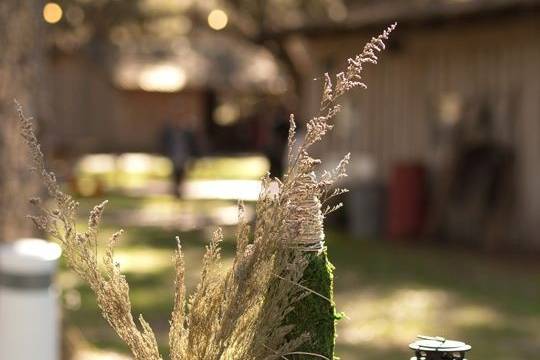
286,248 -> 340,359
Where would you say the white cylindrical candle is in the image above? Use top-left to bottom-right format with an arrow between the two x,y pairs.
0,238 -> 62,360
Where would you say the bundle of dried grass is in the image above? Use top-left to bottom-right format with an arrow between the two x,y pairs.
17,23 -> 395,360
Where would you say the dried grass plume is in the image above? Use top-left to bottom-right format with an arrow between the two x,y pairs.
16,23 -> 396,360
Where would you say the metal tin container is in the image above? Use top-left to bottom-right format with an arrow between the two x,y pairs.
409,335 -> 471,360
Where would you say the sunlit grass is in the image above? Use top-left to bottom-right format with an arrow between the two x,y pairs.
113,248 -> 172,274
328,232 -> 540,360
187,155 -> 269,180
60,197 -> 540,360
75,195 -> 255,230
73,154 -> 269,197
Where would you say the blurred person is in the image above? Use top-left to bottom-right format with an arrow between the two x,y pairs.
161,121 -> 199,197
437,101 -> 515,246
264,104 -> 290,178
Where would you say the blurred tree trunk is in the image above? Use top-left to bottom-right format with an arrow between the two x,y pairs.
0,0 -> 45,242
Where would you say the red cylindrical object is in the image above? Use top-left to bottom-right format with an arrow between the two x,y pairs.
387,162 -> 426,239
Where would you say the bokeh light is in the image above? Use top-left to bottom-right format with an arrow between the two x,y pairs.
138,64 -> 187,92
43,2 -> 63,24
207,9 -> 228,31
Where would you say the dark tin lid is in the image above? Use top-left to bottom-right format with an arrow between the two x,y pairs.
409,336 -> 471,353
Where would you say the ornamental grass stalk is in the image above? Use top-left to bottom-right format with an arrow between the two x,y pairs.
17,23 -> 395,360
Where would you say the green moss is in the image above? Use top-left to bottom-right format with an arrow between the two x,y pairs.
286,248 -> 341,359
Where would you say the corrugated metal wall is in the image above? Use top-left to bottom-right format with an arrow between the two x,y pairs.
306,14 -> 540,245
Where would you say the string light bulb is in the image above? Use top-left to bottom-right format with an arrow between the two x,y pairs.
208,9 -> 228,30
43,2 -> 63,24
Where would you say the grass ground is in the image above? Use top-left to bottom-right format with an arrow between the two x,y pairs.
59,195 -> 540,360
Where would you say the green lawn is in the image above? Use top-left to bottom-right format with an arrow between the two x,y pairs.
59,197 -> 540,360
73,154 -> 269,196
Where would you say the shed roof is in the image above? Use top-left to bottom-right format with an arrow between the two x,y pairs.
272,0 -> 540,37
345,0 -> 540,25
